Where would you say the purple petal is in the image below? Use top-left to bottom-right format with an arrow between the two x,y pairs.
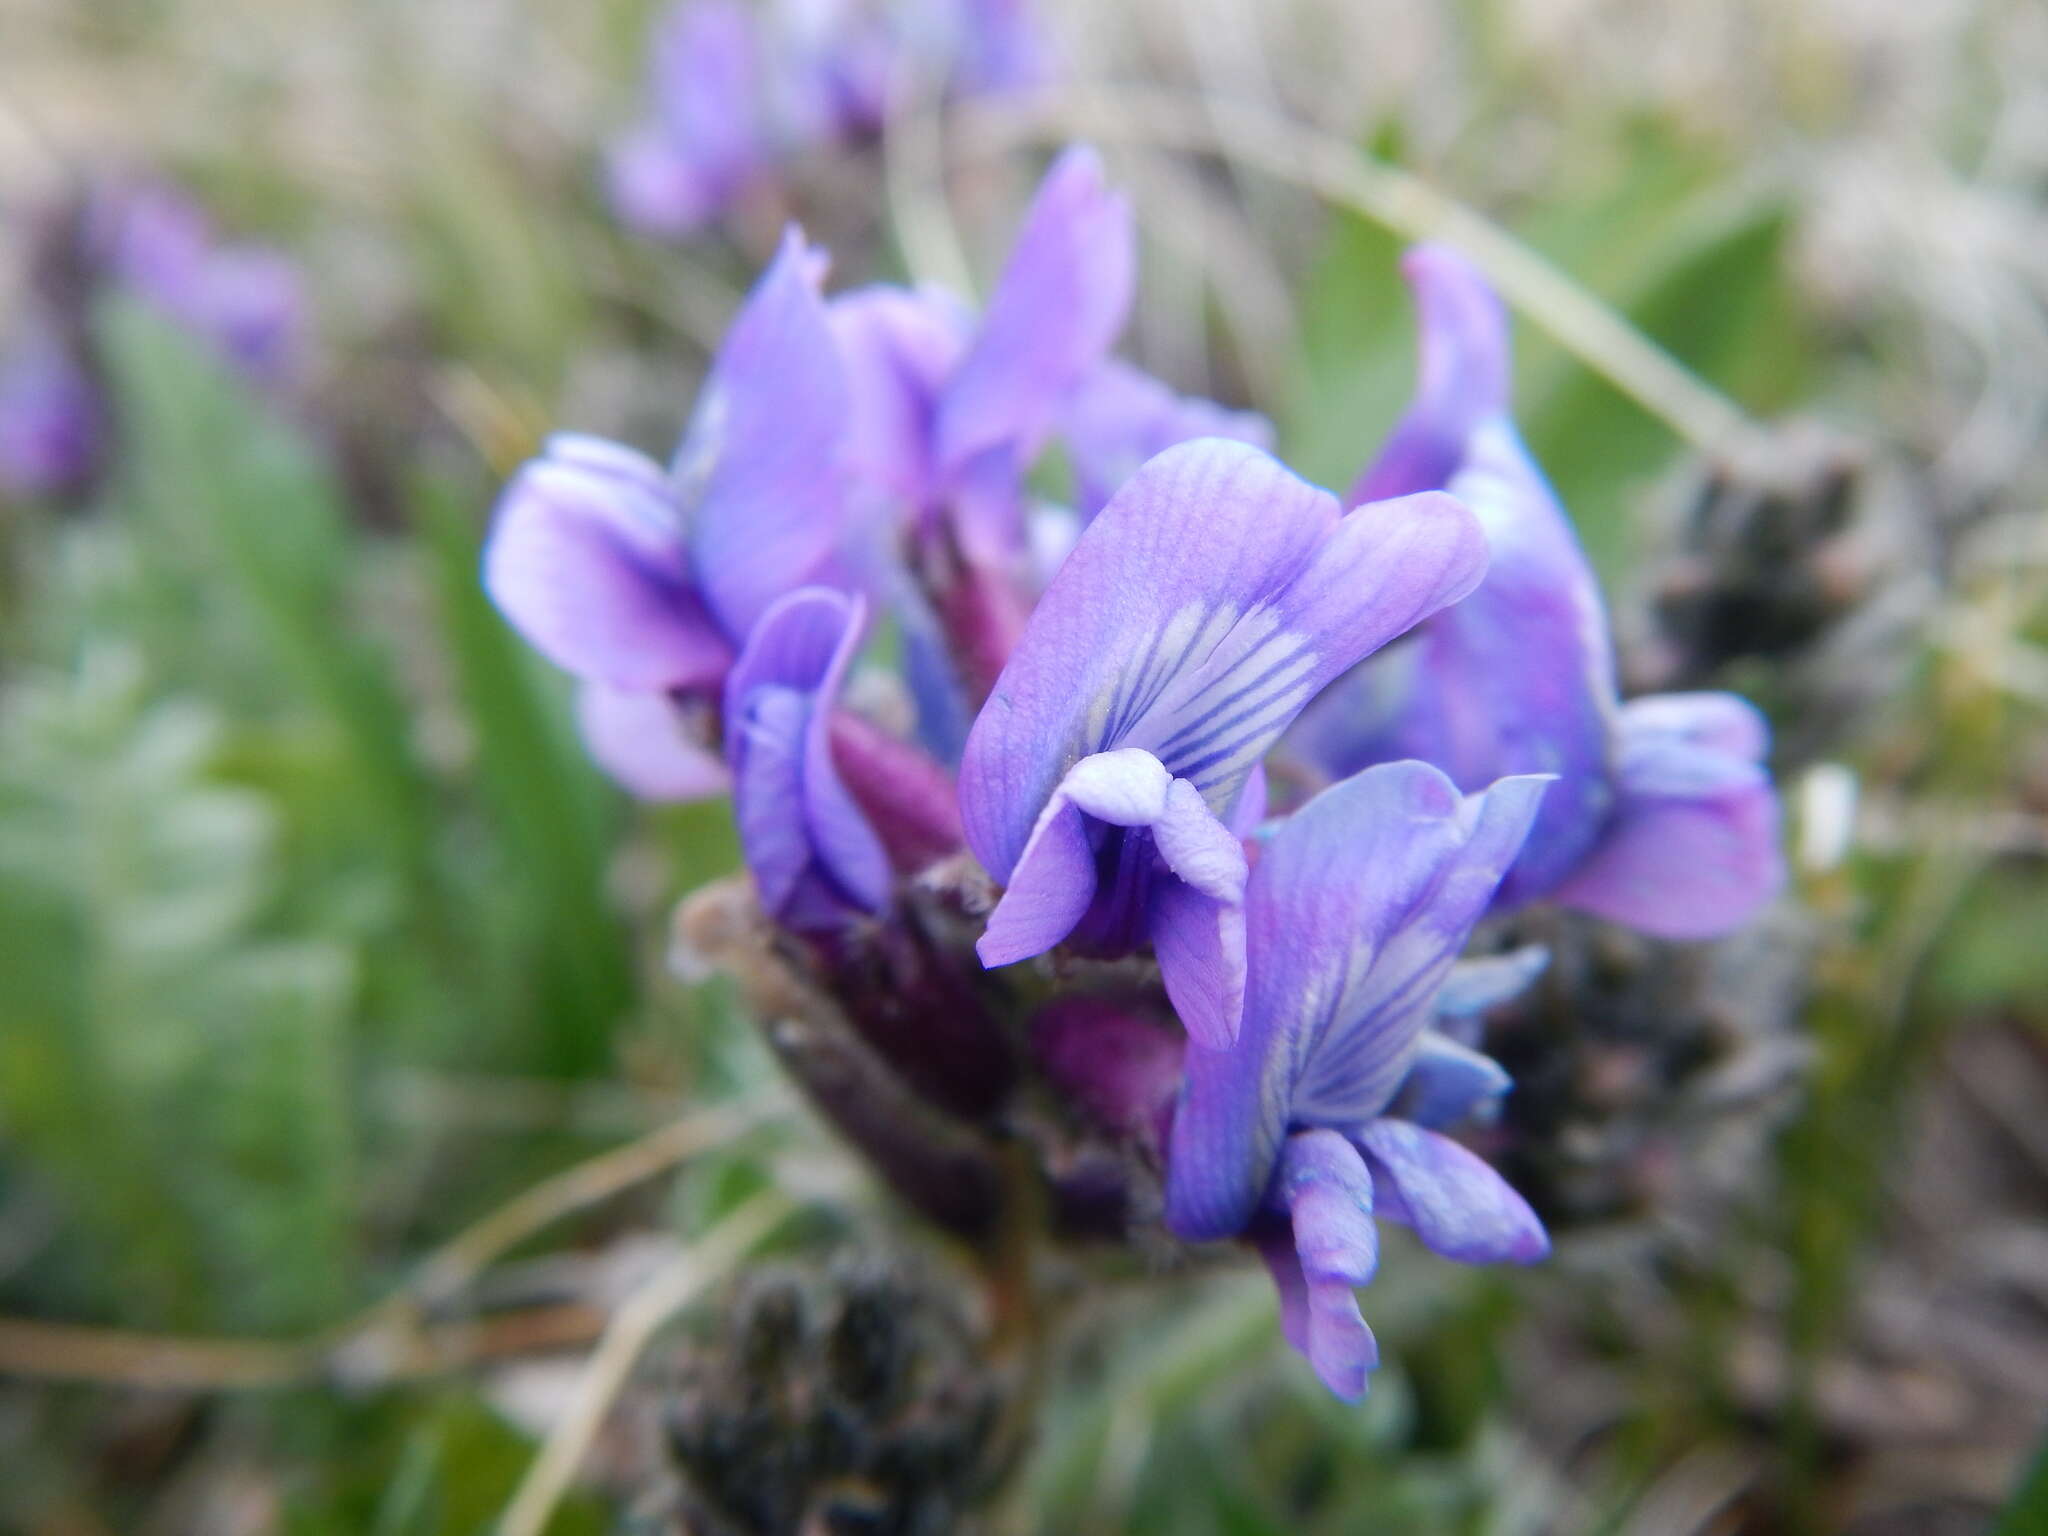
575,685 -> 729,801
1151,878 -> 1247,1050
725,587 -> 891,927
1354,1119 -> 1548,1265
936,145 -> 1134,486
1148,778 -> 1250,1045
607,126 -> 729,237
683,227 -> 854,641
483,436 -> 732,692
1254,1138 -> 1382,1402
1164,763 -> 1544,1242
1349,244 -> 1511,506
1434,945 -> 1549,1022
1062,359 -> 1275,522
648,0 -> 767,184
1389,1031 -> 1512,1129
1310,419 -> 1621,906
100,182 -> 214,320
1277,1129 -> 1379,1288
195,246 -> 307,388
948,0 -> 1053,94
1551,693 -> 1783,939
960,438 -> 1486,884
828,284 -> 972,517
975,748 -> 1170,966
0,327 -> 102,498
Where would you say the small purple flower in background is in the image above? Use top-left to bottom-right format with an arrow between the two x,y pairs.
95,182 -> 309,392
1288,244 -> 1783,939
1165,760 -> 1551,1399
958,437 -> 1489,1046
0,178 -> 308,500
0,324 -> 103,500
609,0 -> 1054,241
608,0 -> 773,239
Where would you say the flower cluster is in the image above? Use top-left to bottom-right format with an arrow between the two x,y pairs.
0,179 -> 307,500
610,0 -> 1049,240
485,148 -> 1784,1400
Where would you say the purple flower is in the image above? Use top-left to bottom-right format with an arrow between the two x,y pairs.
609,0 -> 1056,240
0,324 -> 103,499
608,0 -> 771,239
483,228 -> 851,798
926,143 -> 1135,563
99,182 -> 308,389
1164,760 -> 1551,1399
958,437 -> 1490,1047
0,179 -> 307,501
725,586 -> 892,930
1290,244 -> 1783,939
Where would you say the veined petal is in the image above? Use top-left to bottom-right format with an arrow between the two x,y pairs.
1062,359 -> 1274,522
1349,244 -> 1511,505
483,437 -> 731,692
936,145 -> 1135,485
575,684 -> 729,802
960,438 -> 1484,883
1164,763 -> 1544,1240
1354,1119 -> 1548,1265
684,227 -> 853,641
725,587 -> 890,927
1552,692 -> 1783,938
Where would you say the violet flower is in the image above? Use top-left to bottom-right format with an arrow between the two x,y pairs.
0,179 -> 307,500
608,0 -> 773,239
1289,245 -> 1783,939
1165,760 -> 1551,1399
957,437 -> 1490,1047
609,0 -> 1053,241
0,324 -> 103,500
483,227 -> 851,799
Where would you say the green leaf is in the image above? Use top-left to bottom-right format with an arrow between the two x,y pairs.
415,469 -> 633,1077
